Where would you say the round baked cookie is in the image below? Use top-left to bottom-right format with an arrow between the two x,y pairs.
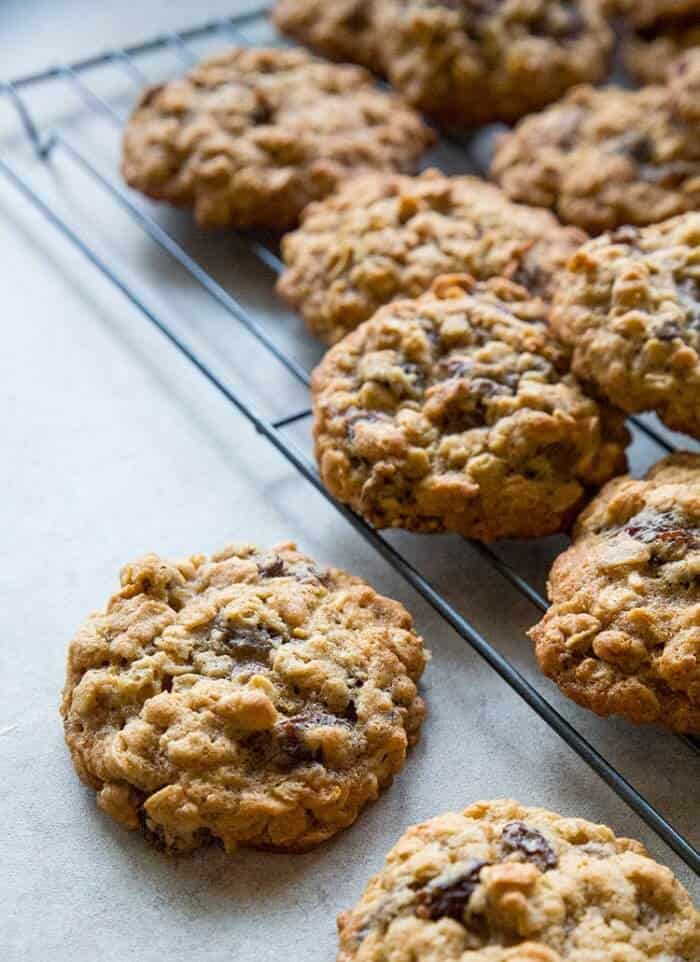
272,0 -> 382,71
278,170 -> 587,345
530,453 -> 700,732
623,22 -> 700,84
311,275 -> 629,542
550,213 -> 700,438
337,798 -> 700,961
121,47 -> 433,230
369,0 -> 612,126
491,53 -> 700,234
61,542 -> 427,853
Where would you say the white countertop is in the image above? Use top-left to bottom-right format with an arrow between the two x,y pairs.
1,3 -> 697,960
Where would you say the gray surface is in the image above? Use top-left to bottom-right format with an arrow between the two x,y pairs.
1,4 -> 697,961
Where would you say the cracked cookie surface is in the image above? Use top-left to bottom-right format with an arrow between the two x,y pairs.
337,798 -> 700,961
273,0 -> 382,71
530,453 -> 700,732
491,52 -> 700,233
550,213 -> 700,438
61,542 -> 427,853
311,275 -> 629,542
370,0 -> 612,126
121,47 -> 433,229
278,170 -> 587,345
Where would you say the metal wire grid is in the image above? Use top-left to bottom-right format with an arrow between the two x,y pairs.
2,4 -> 698,875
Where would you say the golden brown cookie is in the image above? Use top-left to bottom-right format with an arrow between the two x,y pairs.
337,798 -> 700,960
491,53 -> 700,234
278,170 -> 587,345
530,453 -> 700,733
272,0 -> 382,71
61,542 -> 427,853
370,0 -> 613,126
311,275 -> 629,542
550,213 -> 700,438
121,47 -> 433,230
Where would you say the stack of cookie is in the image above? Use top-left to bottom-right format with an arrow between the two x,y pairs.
59,9 -> 700,959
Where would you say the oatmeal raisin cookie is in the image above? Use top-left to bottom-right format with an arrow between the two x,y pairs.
530,453 -> 700,732
61,542 -> 427,852
550,213 -> 700,438
311,275 -> 629,542
122,47 -> 433,229
491,53 -> 700,233
337,798 -> 700,960
278,170 -> 586,345
371,0 -> 613,126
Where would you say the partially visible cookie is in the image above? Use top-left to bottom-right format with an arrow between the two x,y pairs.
530,453 -> 700,732
619,0 -> 700,28
278,170 -> 587,345
491,54 -> 700,233
272,0 -> 381,71
337,798 -> 700,961
121,47 -> 433,229
371,0 -> 613,126
61,542 -> 427,853
550,213 -> 700,438
623,21 -> 700,84
311,275 -> 629,542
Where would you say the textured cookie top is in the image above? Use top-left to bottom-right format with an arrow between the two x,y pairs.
121,47 -> 433,229
337,798 -> 700,961
550,213 -> 700,438
61,543 -> 427,853
312,275 -> 629,542
278,170 -> 586,345
530,453 -> 700,732
491,56 -> 700,233
273,0 -> 382,71
372,0 -> 612,125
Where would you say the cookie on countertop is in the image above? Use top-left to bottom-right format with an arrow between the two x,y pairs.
491,51 -> 700,233
272,0 -> 382,71
550,213 -> 700,438
337,798 -> 700,961
311,275 -> 629,542
61,542 -> 427,853
370,0 -> 613,126
278,170 -> 587,345
121,47 -> 433,230
530,453 -> 700,732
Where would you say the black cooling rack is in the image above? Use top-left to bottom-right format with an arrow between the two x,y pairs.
2,3 -> 698,874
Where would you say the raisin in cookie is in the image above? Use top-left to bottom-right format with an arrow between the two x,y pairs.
337,798 -> 700,961
368,0 -> 612,126
273,0 -> 382,71
278,170 -> 586,345
61,542 -> 427,853
550,213 -> 700,438
311,275 -> 629,542
491,52 -> 700,234
121,47 -> 433,230
530,454 -> 700,732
